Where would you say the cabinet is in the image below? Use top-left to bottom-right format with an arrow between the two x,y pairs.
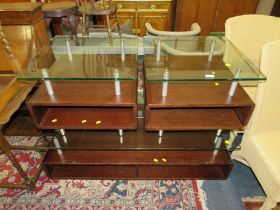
174,0 -> 260,35
16,35 -> 266,181
0,2 -> 52,189
113,0 -> 172,36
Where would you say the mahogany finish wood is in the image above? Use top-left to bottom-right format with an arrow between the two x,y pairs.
174,0 -> 259,35
44,150 -> 232,179
27,81 -> 137,129
42,117 -> 232,179
144,56 -> 255,131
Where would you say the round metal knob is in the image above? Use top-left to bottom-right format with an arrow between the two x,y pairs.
150,4 -> 156,9
117,4 -> 123,9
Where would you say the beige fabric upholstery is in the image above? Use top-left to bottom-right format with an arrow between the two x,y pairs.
225,15 -> 280,100
145,22 -> 201,37
232,40 -> 280,210
160,36 -> 224,56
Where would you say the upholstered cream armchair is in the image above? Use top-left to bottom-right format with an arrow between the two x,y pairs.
145,22 -> 201,37
232,40 -> 280,210
159,36 -> 224,56
225,14 -> 280,100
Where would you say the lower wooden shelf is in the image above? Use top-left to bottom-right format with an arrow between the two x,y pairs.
44,150 -> 232,179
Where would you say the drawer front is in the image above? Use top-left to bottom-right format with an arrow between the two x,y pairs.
137,2 -> 170,12
45,165 -> 137,179
44,150 -> 232,179
138,13 -> 169,36
114,1 -> 137,12
139,165 -> 232,179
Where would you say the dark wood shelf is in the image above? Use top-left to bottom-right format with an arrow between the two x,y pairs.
145,82 -> 254,131
43,120 -> 233,179
35,107 -> 136,129
146,108 -> 243,130
27,81 -> 137,129
44,150 -> 232,179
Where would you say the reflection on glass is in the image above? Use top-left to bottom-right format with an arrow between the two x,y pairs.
17,36 -> 138,80
144,36 -> 266,81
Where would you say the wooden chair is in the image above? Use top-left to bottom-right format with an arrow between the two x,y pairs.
76,0 -> 121,39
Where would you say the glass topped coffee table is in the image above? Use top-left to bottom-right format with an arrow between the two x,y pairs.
15,35 -> 266,180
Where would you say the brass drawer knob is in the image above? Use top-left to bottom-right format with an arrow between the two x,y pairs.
51,118 -> 58,123
150,4 -> 156,9
117,4 -> 123,9
162,158 -> 167,162
153,158 -> 159,163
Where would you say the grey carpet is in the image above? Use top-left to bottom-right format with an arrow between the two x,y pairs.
202,160 -> 265,210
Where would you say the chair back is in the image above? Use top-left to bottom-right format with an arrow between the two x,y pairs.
225,15 -> 280,69
76,0 -> 112,11
145,22 -> 201,37
246,40 -> 280,134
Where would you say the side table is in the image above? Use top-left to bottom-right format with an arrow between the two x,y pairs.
41,2 -> 79,45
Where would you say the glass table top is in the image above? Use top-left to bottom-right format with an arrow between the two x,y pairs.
144,36 -> 266,82
12,35 -> 266,82
16,36 -> 139,81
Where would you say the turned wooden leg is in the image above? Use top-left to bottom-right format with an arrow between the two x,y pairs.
106,14 -> 113,44
67,15 -> 79,46
115,13 -> 121,37
81,14 -> 88,46
82,14 -> 87,36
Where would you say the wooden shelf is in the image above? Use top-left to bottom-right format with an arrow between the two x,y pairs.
44,150 -> 232,179
28,81 -> 136,106
145,82 -> 254,131
146,108 -> 243,130
42,120 -> 232,179
37,107 -> 136,129
27,81 -> 137,130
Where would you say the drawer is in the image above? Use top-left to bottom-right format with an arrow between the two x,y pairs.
114,1 -> 137,12
139,165 -> 232,179
45,165 -> 137,179
137,2 -> 170,12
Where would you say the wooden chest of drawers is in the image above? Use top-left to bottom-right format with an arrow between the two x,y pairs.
113,0 -> 172,36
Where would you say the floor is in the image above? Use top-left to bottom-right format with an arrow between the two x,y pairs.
203,160 -> 265,210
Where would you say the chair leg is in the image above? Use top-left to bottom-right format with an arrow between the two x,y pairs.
105,14 -> 113,43
260,197 -> 277,210
115,13 -> 121,37
67,15 -> 79,46
82,14 -> 87,37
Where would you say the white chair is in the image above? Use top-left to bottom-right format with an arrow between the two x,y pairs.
159,36 -> 224,56
231,40 -> 280,210
225,14 -> 280,100
144,22 -> 224,57
145,22 -> 201,37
